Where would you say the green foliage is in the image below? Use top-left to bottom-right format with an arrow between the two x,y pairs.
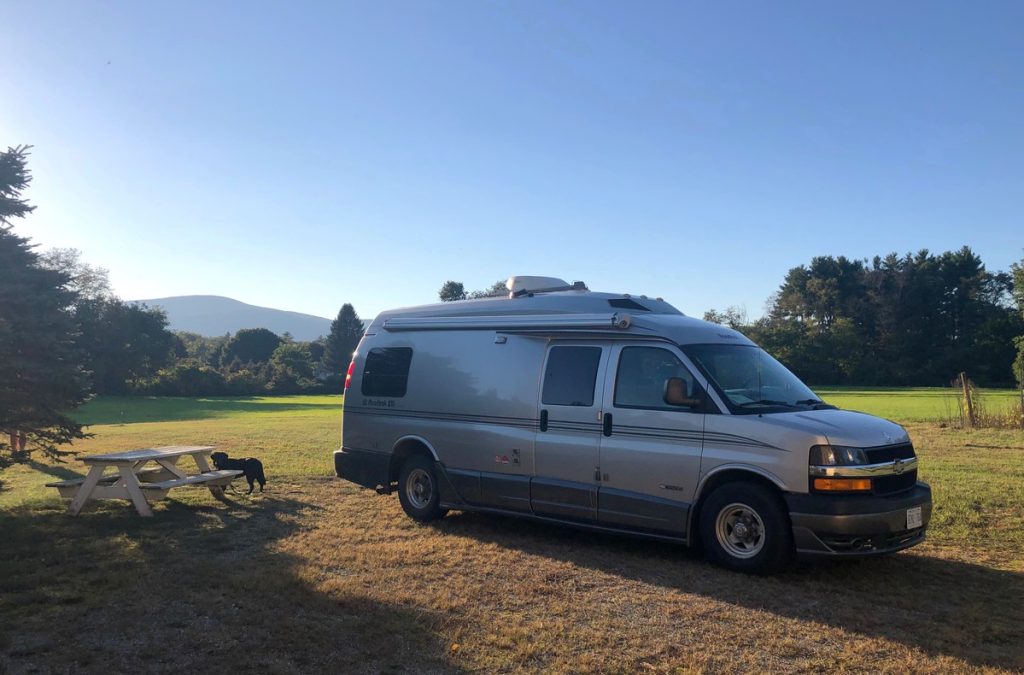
74,299 -> 176,394
1012,256 -> 1024,388
468,279 -> 508,299
438,280 -> 466,302
268,342 -> 321,394
37,247 -> 113,300
322,303 -> 363,378
1013,336 -> 1024,388
1010,257 -> 1024,314
174,331 -> 230,366
440,279 -> 508,301
703,306 -> 747,330
735,247 -> 1023,386
0,145 -> 36,226
221,327 -> 282,365
139,362 -> 227,397
0,146 -> 90,461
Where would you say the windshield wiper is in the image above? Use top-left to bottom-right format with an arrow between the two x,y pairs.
737,399 -> 799,408
795,398 -> 837,410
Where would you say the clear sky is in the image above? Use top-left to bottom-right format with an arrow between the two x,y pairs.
3,1 -> 1022,321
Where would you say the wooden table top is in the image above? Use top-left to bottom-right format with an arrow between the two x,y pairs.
82,446 -> 216,464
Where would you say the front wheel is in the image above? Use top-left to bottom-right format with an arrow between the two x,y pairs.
699,482 -> 793,574
397,455 -> 447,522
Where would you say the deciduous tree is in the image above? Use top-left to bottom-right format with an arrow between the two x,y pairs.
439,280 -> 466,302
222,328 -> 282,366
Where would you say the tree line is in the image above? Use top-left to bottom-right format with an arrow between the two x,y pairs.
31,248 -> 366,398
704,248 -> 1024,387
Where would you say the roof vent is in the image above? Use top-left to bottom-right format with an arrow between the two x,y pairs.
506,276 -> 587,298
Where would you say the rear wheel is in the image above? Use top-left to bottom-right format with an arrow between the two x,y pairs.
699,481 -> 792,574
397,455 -> 446,522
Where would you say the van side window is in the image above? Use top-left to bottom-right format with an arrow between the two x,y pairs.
542,346 -> 602,407
614,347 -> 696,410
361,348 -> 413,397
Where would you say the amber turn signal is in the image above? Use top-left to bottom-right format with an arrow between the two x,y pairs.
813,478 -> 872,492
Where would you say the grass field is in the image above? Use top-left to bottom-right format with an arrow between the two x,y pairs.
1,394 -> 1023,673
815,386 -> 1022,422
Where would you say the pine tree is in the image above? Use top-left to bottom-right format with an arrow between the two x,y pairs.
0,146 -> 91,462
323,303 -> 364,378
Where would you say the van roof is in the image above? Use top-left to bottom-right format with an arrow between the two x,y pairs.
367,289 -> 756,347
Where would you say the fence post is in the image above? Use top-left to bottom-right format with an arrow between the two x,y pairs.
960,372 -> 976,428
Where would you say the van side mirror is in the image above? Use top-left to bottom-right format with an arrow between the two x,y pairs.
664,377 -> 702,408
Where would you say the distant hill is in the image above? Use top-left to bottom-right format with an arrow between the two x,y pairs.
133,295 -> 333,341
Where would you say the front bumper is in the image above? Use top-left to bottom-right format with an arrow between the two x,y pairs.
785,482 -> 932,556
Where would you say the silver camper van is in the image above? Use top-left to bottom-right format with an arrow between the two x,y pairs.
334,277 -> 931,573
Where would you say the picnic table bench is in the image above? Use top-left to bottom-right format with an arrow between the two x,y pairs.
47,446 -> 243,517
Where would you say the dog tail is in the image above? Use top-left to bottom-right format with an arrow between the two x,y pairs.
257,463 -> 267,486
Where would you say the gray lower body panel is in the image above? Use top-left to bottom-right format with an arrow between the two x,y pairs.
598,487 -> 688,536
436,464 -> 688,537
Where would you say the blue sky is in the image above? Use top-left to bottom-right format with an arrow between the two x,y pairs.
3,1 -> 1022,321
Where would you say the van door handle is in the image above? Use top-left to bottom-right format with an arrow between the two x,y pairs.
539,409 -> 548,432
602,412 -> 613,437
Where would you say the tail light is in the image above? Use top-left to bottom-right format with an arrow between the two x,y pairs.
344,358 -> 355,393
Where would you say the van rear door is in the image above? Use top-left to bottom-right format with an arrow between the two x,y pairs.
595,343 -> 704,537
532,342 -> 610,522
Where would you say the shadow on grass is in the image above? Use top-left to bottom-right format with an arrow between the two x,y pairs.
0,493 -> 460,674
435,511 -> 1024,671
24,459 -> 82,482
75,395 -> 342,425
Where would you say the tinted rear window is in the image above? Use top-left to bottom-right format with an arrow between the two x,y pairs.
542,346 -> 602,406
361,348 -> 413,397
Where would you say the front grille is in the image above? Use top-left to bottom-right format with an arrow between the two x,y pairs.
865,442 -> 915,464
873,469 -> 917,495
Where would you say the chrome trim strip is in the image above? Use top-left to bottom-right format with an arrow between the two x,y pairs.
809,456 -> 917,478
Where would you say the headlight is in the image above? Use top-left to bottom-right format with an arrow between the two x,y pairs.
809,445 -> 868,466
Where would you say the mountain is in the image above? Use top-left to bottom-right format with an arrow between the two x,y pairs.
134,295 -> 333,341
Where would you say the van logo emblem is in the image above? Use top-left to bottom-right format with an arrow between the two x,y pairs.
494,455 -> 510,465
892,459 -> 905,474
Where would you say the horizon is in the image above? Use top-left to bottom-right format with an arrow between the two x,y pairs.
4,1 -> 1022,319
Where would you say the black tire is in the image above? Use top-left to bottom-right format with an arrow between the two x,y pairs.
397,455 -> 446,522
698,481 -> 793,574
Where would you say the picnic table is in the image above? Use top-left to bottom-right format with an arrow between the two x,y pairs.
47,446 -> 243,517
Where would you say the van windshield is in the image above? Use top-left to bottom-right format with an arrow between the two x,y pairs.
683,343 -> 829,413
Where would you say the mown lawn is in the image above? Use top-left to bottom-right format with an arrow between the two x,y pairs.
815,386 -> 1022,422
1,394 -> 1023,673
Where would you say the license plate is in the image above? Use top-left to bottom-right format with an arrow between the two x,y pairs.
906,506 -> 923,529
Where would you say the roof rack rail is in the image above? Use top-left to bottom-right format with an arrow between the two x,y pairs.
383,312 -> 630,332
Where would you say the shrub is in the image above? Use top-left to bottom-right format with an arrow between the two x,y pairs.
137,362 -> 227,397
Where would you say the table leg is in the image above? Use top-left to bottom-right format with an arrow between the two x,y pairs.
193,453 -> 213,472
156,457 -> 188,479
194,453 -> 227,499
117,464 -> 154,517
68,465 -> 107,516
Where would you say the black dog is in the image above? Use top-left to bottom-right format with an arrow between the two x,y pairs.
211,451 -> 266,494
